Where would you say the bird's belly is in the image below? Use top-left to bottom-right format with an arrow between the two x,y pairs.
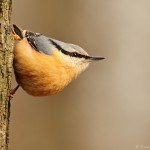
13,58 -> 71,96
15,71 -> 67,96
13,44 -> 75,96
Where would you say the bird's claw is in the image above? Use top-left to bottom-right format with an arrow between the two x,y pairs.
9,85 -> 20,100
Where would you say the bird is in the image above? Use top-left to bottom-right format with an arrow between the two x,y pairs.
12,24 -> 104,96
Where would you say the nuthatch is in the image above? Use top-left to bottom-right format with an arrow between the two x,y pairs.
12,24 -> 104,96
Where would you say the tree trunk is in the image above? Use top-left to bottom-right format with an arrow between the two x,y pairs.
0,0 -> 13,150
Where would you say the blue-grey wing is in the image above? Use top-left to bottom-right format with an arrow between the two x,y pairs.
26,31 -> 54,55
26,31 -> 88,56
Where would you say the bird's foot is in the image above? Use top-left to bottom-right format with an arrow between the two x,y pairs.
9,85 -> 20,100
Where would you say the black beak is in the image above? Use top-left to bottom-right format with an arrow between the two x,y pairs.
13,24 -> 23,39
86,56 -> 105,61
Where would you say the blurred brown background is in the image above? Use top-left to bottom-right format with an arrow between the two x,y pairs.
10,0 -> 150,150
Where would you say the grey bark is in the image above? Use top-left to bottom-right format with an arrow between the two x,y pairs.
0,0 -> 13,150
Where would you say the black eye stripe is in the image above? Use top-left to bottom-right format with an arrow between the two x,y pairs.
49,39 -> 88,59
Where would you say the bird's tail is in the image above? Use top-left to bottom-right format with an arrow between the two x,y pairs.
12,24 -> 23,40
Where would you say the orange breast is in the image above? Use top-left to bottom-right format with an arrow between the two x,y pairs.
13,38 -> 77,96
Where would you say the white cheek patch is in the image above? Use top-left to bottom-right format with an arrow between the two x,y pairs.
55,50 -> 89,77
59,53 -> 81,66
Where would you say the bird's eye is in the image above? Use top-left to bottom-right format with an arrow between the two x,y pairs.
72,52 -> 78,57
